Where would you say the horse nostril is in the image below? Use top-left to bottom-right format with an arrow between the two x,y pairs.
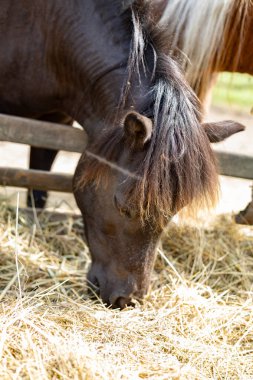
110,296 -> 135,310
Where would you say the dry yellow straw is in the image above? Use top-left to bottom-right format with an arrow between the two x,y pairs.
0,199 -> 253,379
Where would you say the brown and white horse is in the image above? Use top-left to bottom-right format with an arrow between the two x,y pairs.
158,0 -> 253,223
159,0 -> 253,104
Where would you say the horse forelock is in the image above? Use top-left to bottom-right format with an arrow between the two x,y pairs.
76,3 -> 219,228
159,0 -> 251,100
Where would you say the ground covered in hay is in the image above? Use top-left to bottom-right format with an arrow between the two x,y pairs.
0,200 -> 253,380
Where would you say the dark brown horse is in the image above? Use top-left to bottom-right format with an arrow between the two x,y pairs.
0,0 -> 244,308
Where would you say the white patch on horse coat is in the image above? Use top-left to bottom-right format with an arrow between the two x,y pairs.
159,0 -> 248,92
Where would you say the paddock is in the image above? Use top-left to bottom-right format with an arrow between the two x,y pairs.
0,0 -> 253,376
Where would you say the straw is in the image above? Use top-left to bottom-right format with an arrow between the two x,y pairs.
0,199 -> 253,379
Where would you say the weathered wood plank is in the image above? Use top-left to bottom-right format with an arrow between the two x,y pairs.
0,113 -> 87,153
0,168 -> 73,192
216,151 -> 253,180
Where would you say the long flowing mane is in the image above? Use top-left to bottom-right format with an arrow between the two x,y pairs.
160,0 -> 251,100
76,0 -> 219,227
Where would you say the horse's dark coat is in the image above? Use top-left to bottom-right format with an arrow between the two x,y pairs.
0,0 -> 244,308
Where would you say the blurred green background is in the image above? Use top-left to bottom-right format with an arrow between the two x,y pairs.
212,73 -> 253,111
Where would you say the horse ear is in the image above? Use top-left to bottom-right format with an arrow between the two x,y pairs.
202,120 -> 245,143
123,112 -> 153,148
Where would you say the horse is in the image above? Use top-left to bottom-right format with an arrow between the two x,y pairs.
0,0 -> 244,308
158,0 -> 253,223
158,0 -> 253,107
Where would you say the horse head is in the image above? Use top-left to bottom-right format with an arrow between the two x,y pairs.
74,112 -> 244,309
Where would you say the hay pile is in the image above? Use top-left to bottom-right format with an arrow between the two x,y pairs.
0,199 -> 253,379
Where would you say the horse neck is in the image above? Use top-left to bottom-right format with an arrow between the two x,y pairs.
200,0 -> 253,102
220,1 -> 253,75
46,0 -> 124,125
52,1 -> 139,131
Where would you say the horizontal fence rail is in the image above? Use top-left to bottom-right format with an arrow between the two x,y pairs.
0,113 -> 252,192
217,151 -> 253,181
0,168 -> 72,193
0,114 -> 87,153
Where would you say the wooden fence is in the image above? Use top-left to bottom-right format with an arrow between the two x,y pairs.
0,113 -> 252,192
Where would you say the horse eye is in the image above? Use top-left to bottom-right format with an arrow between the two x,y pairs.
113,196 -> 132,218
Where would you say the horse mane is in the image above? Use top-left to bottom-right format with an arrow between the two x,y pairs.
76,0 -> 219,228
160,0 -> 251,101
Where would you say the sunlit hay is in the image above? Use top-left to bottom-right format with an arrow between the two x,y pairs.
0,200 -> 253,379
